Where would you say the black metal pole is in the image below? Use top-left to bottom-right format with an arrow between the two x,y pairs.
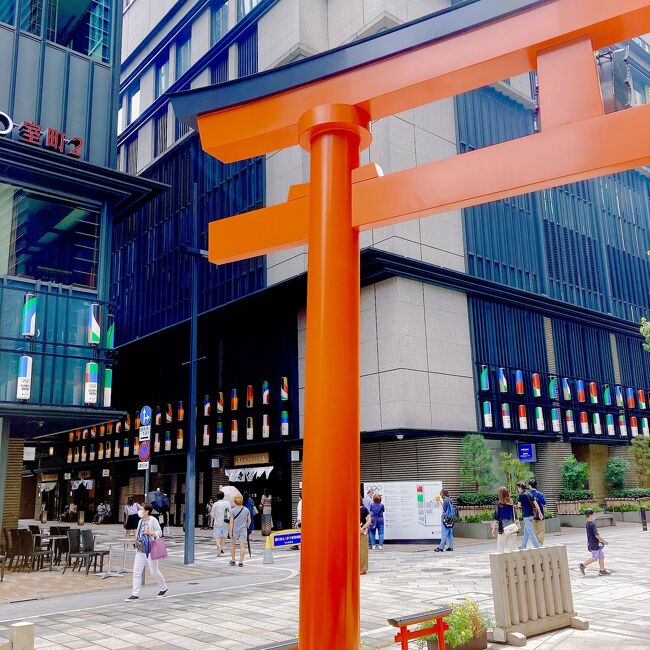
641,506 -> 647,532
184,183 -> 199,565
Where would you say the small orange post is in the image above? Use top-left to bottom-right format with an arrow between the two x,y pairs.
298,105 -> 370,650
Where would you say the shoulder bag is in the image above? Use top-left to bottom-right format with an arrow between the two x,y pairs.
150,537 -> 168,560
503,505 -> 520,536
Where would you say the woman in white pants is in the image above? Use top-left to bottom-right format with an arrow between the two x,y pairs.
491,486 -> 519,553
125,503 -> 168,601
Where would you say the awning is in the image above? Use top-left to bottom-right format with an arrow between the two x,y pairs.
71,479 -> 94,490
39,482 -> 57,492
225,466 -> 274,482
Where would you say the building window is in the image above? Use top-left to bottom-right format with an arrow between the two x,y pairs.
117,106 -> 125,135
0,1 -> 15,26
175,117 -> 191,141
211,53 -> 228,85
127,83 -> 140,124
20,0 -> 42,35
126,136 -> 138,175
154,110 -> 168,157
237,0 -> 260,20
175,31 -> 191,80
211,0 -> 228,46
155,54 -> 170,99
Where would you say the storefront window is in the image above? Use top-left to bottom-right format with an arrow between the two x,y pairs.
0,181 -> 100,288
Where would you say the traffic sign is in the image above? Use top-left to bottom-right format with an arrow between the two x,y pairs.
139,425 -> 151,442
139,441 -> 151,462
138,461 -> 150,471
140,405 -> 152,427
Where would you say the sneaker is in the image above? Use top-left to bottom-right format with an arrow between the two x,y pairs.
599,569 -> 611,576
229,560 -> 236,566
372,545 -> 376,550
378,545 -> 383,550
579,563 -> 586,575
238,562 -> 244,567
220,549 -> 225,555
156,589 -> 168,598
446,548 -> 454,552
124,595 -> 139,602
434,548 -> 443,553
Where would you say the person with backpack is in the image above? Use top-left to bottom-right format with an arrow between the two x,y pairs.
492,486 -> 519,552
528,479 -> 547,545
435,489 -> 455,552
516,481 -> 543,549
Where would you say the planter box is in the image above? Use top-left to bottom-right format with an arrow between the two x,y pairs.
457,506 -> 495,519
454,521 -> 493,539
560,513 -> 615,528
556,500 -> 599,515
427,631 -> 488,650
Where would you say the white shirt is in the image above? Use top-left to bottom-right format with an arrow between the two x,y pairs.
211,500 -> 230,526
136,515 -> 162,540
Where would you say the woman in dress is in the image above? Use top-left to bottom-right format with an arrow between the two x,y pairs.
259,489 -> 273,536
435,489 -> 455,552
123,496 -> 140,536
492,486 -> 519,552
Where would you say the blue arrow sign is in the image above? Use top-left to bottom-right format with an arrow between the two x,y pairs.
140,405 -> 152,427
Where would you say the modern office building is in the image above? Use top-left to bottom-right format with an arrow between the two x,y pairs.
0,0 -> 161,527
49,0 -> 650,529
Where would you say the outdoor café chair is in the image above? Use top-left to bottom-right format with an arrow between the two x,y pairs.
63,529 -> 96,574
80,529 -> 108,574
18,529 -> 52,571
6,529 -> 21,569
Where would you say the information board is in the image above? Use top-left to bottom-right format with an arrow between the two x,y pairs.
362,480 -> 443,541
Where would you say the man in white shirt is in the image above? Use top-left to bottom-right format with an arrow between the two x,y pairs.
211,491 -> 230,555
363,490 -> 375,512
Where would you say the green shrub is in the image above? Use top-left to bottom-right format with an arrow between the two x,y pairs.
606,503 -> 639,512
558,488 -> 594,501
561,455 -> 589,490
457,492 -> 497,506
604,458 -> 629,491
608,488 -> 650,499
578,503 -> 602,514
459,434 -> 497,492
417,600 -> 491,649
463,511 -> 494,523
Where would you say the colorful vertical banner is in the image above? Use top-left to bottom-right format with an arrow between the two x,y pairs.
603,384 -> 612,406
246,385 -> 254,409
246,417 -> 254,440
68,431 -> 74,442
82,429 -> 88,440
588,382 -> 598,404
125,414 -> 131,432
515,370 -> 525,395
231,420 -> 238,442
98,443 -> 104,460
281,411 -> 289,436
531,373 -> 541,398
217,392 -> 224,414
176,429 -> 184,449
231,389 -> 238,411
626,387 -> 636,409
103,369 -> 112,407
67,448 -> 73,463
84,361 -> 99,404
204,395 -> 211,416
638,390 -> 647,410
561,378 -> 572,401
21,293 -> 37,338
81,446 -> 87,462
497,368 -> 508,393
565,409 -> 575,433
154,432 -> 161,452
155,406 -> 161,425
535,406 -> 544,431
105,441 -> 112,459
501,403 -> 512,429
630,416 -> 639,437
107,422 -> 113,435
216,421 -> 224,445
87,303 -> 101,346
576,380 -> 586,403
91,426 -> 96,438
164,431 -> 172,451
281,377 -> 289,401
166,404 -> 172,423
177,401 -> 184,421
619,415 -> 628,437
262,381 -> 270,405
133,438 -> 140,456
75,430 -> 81,441
592,413 -> 602,436
615,385 -> 625,408
262,414 -> 270,438
114,439 -> 120,458
642,418 -> 650,437
73,447 -> 80,463
579,411 -> 589,435
517,404 -> 528,430
106,321 -> 115,350
482,401 -> 493,428
548,376 -> 559,400
123,438 -> 130,456
89,444 -> 95,462
203,425 -> 210,446
551,408 -> 562,433
479,366 -> 490,391
606,413 -> 616,436
16,355 -> 33,400
135,413 -> 141,429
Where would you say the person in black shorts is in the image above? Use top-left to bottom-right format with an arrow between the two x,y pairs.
580,508 -> 611,576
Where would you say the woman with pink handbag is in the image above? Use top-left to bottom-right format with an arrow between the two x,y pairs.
125,503 -> 168,601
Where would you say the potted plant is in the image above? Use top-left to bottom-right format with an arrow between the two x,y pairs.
417,600 -> 490,650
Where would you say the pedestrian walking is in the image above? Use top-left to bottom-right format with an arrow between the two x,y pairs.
369,494 -> 385,550
123,496 -> 140,536
205,499 -> 214,529
259,489 -> 273,536
579,508 -> 611,576
210,491 -> 230,556
492,486 -> 519,552
125,503 -> 168,601
516,481 -> 542,549
435,489 -> 455,552
528,479 -> 547,545
229,495 -> 252,567
360,498 -> 371,575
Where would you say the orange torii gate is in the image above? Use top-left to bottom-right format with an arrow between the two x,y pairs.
171,0 -> 650,647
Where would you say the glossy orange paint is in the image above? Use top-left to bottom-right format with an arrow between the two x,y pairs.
196,0 -> 650,161
299,105 -> 369,650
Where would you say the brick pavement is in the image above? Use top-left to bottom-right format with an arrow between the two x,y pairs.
0,523 -> 648,649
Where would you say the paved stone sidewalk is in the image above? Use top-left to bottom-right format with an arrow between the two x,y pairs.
0,523 -> 648,649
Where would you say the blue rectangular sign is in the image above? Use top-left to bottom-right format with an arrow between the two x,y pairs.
518,443 -> 536,463
273,532 -> 301,547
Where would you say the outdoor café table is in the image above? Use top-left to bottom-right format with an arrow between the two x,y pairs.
34,534 -> 67,569
96,538 -> 131,579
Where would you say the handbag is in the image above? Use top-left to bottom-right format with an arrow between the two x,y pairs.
150,537 -> 168,560
503,505 -> 520,536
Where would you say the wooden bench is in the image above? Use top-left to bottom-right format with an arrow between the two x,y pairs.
387,607 -> 452,650
249,640 -> 298,650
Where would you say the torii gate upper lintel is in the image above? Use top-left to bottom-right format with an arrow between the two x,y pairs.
170,1 -> 650,647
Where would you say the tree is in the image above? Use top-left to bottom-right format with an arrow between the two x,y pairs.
642,316 -> 650,353
561,454 -> 589,490
499,452 -> 533,496
603,457 -> 629,491
631,437 -> 650,487
459,434 -> 496,492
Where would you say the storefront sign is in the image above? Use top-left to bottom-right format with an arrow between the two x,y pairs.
78,470 -> 91,479
16,355 -> 33,400
138,461 -> 149,470
64,472 -> 72,480
272,531 -> 301,547
234,452 -> 270,467
0,109 -> 83,157
23,446 -> 36,461
102,469 -> 110,477
41,473 -> 59,482
225,466 -> 273,482
139,425 -> 151,442
517,443 -> 536,463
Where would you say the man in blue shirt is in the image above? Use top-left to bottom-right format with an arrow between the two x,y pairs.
528,479 -> 547,545
516,481 -> 542,549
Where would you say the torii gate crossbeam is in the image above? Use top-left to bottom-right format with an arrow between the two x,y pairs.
171,1 -> 650,647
